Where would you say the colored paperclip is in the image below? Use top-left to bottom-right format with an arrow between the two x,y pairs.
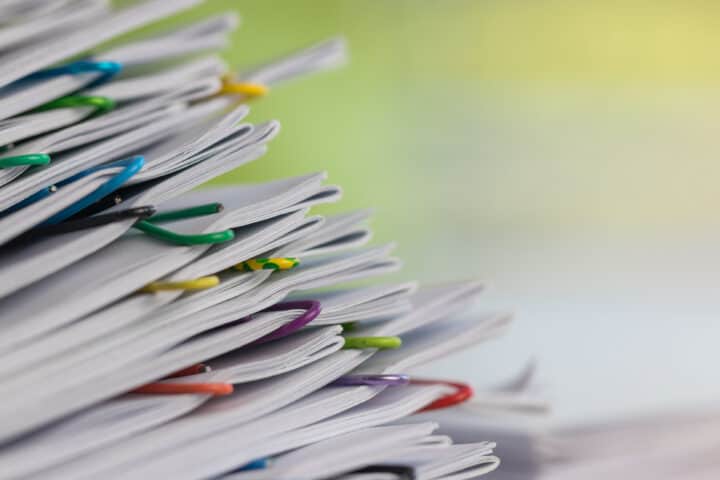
133,220 -> 234,246
22,59 -> 122,87
166,364 -> 210,379
350,465 -> 415,480
131,202 -> 233,246
341,322 -> 357,332
331,374 -> 410,387
140,275 -> 220,293
79,183 -> 141,215
237,459 -> 268,471
146,202 -> 223,223
250,300 -> 322,345
0,153 -> 50,169
411,379 -> 474,412
2,186 -> 57,216
131,382 -> 233,396
17,206 -> 156,240
219,75 -> 269,98
37,95 -> 116,115
42,156 -> 144,225
236,257 -> 299,272
342,336 -> 402,350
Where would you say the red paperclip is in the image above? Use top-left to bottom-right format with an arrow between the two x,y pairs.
166,363 -> 209,379
411,379 -> 474,412
131,382 -> 233,396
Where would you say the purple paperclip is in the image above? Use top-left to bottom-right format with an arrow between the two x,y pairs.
331,374 -> 410,387
251,300 -> 322,345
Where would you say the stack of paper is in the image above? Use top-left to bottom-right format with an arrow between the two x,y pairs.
0,2 -> 513,478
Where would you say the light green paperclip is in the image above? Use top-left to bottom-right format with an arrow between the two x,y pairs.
0,153 -> 50,169
342,336 -> 402,350
133,220 -> 234,246
37,95 -> 116,114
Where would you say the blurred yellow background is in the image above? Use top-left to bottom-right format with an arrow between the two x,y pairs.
122,1 -> 720,261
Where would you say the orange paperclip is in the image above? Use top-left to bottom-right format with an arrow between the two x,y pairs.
132,382 -> 233,396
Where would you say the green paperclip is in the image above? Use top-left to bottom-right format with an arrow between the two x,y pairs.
37,95 -> 116,115
342,336 -> 402,350
0,153 -> 50,169
147,203 -> 224,223
134,220 -> 234,246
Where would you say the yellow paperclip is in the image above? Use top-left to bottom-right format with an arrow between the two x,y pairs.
140,275 -> 220,293
235,257 -> 299,272
219,75 -> 269,99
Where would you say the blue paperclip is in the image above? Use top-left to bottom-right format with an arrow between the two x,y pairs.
42,156 -> 144,225
238,459 -> 268,471
23,60 -> 122,88
1,185 -> 57,216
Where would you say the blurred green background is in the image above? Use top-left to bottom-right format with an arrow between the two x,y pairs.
112,0 -> 720,425
117,0 -> 720,282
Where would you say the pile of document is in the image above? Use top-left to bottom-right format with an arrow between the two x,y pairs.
0,1 -> 516,479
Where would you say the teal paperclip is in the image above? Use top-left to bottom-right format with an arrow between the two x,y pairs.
2,185 -> 57,216
238,459 -> 268,471
24,60 -> 122,87
42,156 -> 144,225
